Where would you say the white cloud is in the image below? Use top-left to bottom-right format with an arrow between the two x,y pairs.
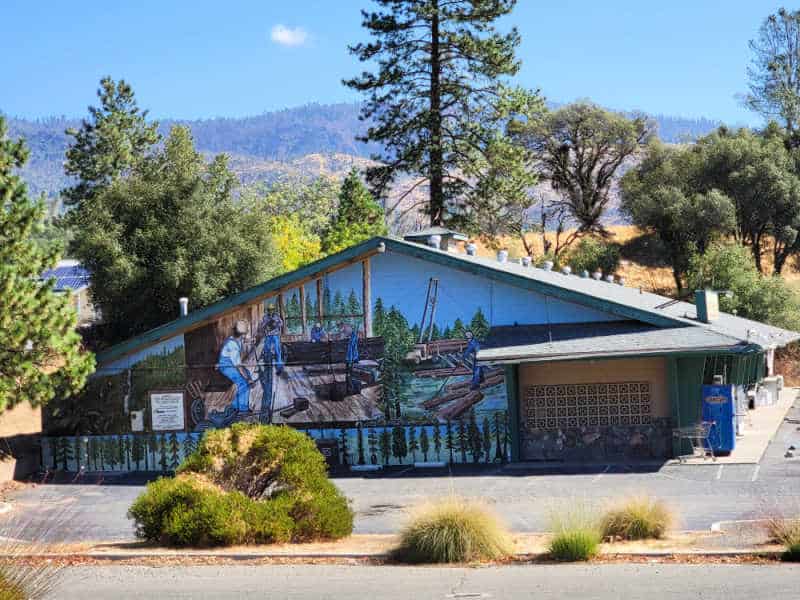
270,24 -> 309,47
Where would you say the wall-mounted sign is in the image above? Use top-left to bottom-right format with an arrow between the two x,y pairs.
150,392 -> 185,431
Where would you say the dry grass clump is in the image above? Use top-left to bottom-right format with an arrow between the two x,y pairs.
391,497 -> 514,564
765,515 -> 800,561
600,496 -> 673,540
547,504 -> 601,561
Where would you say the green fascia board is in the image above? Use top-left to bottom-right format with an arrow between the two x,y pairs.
96,237 -> 387,365
97,235 -> 695,366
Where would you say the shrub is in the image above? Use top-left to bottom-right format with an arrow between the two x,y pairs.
548,505 -> 601,561
600,496 -> 673,540
391,498 -> 513,564
567,238 -> 621,276
784,542 -> 800,562
0,573 -> 25,600
130,424 -> 353,547
765,515 -> 800,561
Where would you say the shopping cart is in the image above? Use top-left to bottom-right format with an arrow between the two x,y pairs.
672,421 -> 716,463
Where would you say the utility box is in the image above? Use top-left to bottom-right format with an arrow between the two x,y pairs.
702,384 -> 736,454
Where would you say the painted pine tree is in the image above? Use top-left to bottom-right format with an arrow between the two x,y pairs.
158,434 -> 168,471
367,428 -> 378,465
379,428 -> 391,465
116,435 -> 125,469
56,437 -> 74,471
182,434 -> 197,462
391,426 -> 407,464
73,437 -> 82,471
373,298 -> 386,336
445,420 -> 455,463
503,411 -> 510,461
346,289 -> 362,326
356,423 -> 366,465
482,416 -> 492,464
451,318 -> 466,339
457,420 -> 468,463
339,428 -> 350,465
407,427 -> 419,462
105,437 -> 118,470
124,436 -> 132,471
419,427 -> 430,462
493,412 -> 505,462
97,436 -> 106,470
131,436 -> 143,470
467,411 -> 482,464
88,437 -> 98,471
469,308 -> 490,340
433,425 -> 442,461
168,432 -> 181,470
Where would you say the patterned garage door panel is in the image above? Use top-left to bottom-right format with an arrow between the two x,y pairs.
523,382 -> 652,430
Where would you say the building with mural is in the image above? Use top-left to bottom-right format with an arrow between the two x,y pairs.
42,231 -> 799,471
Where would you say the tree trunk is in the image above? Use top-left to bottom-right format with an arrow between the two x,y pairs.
751,234 -> 764,274
672,268 -> 683,296
428,2 -> 444,226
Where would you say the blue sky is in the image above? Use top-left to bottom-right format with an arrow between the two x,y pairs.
0,0 -> 787,124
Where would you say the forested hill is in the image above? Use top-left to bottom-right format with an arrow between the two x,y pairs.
6,102 -> 722,204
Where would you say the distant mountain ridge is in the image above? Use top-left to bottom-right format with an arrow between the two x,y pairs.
5,101 -> 722,207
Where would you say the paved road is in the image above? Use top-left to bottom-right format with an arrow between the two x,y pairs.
47,564 -> 800,599
5,401 -> 800,542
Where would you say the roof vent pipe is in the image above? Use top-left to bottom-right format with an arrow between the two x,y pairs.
605,274 -> 615,283
542,260 -> 554,271
427,234 -> 442,249
616,277 -> 626,286
695,289 -> 720,323
521,256 -> 532,267
497,249 -> 508,263
561,266 -> 572,275
592,270 -> 602,280
465,242 -> 477,256
179,297 -> 189,317
580,270 -> 590,278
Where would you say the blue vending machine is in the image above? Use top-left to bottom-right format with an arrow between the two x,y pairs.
701,384 -> 736,454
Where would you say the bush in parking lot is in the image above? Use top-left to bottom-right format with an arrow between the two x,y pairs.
128,424 -> 353,547
391,497 -> 514,563
600,496 -> 673,540
547,505 -> 601,561
765,515 -> 800,561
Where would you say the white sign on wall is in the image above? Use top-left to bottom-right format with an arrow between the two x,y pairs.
150,392 -> 185,431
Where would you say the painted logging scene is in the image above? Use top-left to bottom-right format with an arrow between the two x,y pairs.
42,250 -> 513,471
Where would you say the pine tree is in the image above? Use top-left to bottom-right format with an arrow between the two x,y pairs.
445,420 -> 455,464
168,432 -> 181,470
457,420 -> 468,463
367,428 -> 378,465
408,426 -> 419,462
346,289 -> 362,325
482,416 -> 492,464
433,425 -> 442,461
467,411 -> 483,464
123,436 -> 131,471
379,428 -> 392,465
345,0 -> 537,228
63,77 -> 160,209
73,437 -> 82,471
182,434 -> 197,462
106,437 -> 118,470
493,411 -> 505,462
131,436 -> 144,470
451,318 -> 466,339
373,298 -> 387,337
442,325 -> 451,339
158,434 -> 168,472
469,308 -> 490,340
97,437 -> 106,470
356,422 -> 366,465
322,169 -> 387,254
391,426 -> 408,464
0,117 -> 95,413
339,428 -> 350,465
419,427 -> 430,462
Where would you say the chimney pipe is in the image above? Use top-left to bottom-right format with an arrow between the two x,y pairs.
521,256 -> 532,267
561,266 -> 572,275
465,242 -> 477,256
592,270 -> 602,280
179,297 -> 189,317
497,249 -> 508,263
542,260 -> 554,271
427,234 -> 442,249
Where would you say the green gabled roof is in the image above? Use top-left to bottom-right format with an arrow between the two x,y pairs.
96,235 -> 800,366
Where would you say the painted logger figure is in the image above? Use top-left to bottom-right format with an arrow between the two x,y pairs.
310,321 -> 325,343
260,303 -> 284,375
216,320 -> 255,412
338,321 -> 361,394
462,330 -> 485,390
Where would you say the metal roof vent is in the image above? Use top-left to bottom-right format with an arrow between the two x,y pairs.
592,270 -> 602,280
542,260 -> 554,271
616,277 -> 626,286
427,234 -> 442,249
179,297 -> 189,317
465,242 -> 477,256
580,270 -> 590,278
521,256 -> 532,267
605,274 -> 615,283
497,249 -> 508,263
561,266 -> 572,275
695,289 -> 720,323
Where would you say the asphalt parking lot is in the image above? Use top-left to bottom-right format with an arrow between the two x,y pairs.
4,401 -> 800,543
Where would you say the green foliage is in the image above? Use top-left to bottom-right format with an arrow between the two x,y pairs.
128,424 -> 354,547
687,243 -> 800,330
63,77 -> 160,209
246,175 -> 340,237
567,238 -> 621,276
547,505 -> 601,561
268,214 -> 321,272
321,169 -> 387,253
744,8 -> 800,136
71,125 -> 280,342
620,139 -> 736,290
345,0 -> 536,228
513,101 -> 651,235
392,498 -> 513,563
0,117 -> 94,414
600,497 -> 673,540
